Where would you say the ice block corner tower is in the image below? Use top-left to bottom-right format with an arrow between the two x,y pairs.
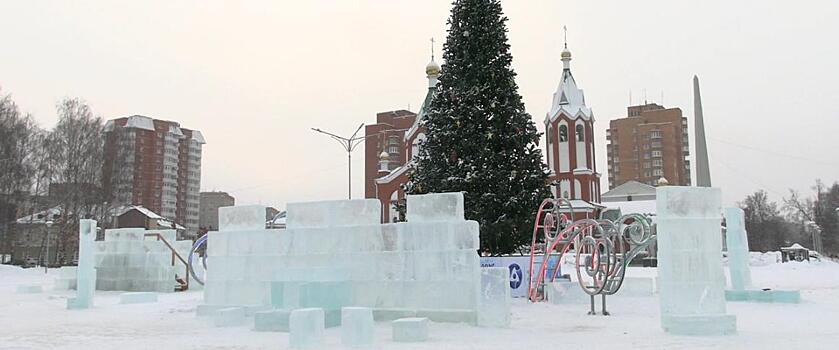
656,186 -> 735,335
67,219 -> 97,309
724,207 -> 752,291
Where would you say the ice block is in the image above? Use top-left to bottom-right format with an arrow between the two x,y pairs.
724,207 -> 752,290
68,219 -> 97,310
289,308 -> 325,348
657,187 -> 736,335
477,267 -> 511,328
392,317 -> 429,342
341,307 -> 374,347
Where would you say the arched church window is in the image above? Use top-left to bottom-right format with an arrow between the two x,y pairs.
559,125 -> 568,142
576,125 -> 585,142
547,126 -> 553,144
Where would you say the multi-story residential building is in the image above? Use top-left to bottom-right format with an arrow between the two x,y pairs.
606,103 -> 690,189
543,44 -> 603,219
198,191 -> 234,231
103,115 -> 205,236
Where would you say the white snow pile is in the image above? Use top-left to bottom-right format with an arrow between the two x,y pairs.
722,251 -> 783,266
2,257 -> 839,349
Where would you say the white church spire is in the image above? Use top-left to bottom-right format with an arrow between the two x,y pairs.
547,27 -> 591,124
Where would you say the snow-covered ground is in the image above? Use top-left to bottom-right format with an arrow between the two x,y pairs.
2,260 -> 839,349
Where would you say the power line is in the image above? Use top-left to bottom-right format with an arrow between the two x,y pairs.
710,156 -> 786,199
709,137 -> 839,167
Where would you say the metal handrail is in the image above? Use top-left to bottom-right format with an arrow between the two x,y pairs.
144,233 -> 189,290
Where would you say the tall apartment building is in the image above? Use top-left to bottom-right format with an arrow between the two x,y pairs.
103,115 -> 205,235
199,191 -> 234,231
606,103 -> 690,189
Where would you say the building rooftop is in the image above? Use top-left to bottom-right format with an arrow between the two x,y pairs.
602,180 -> 657,201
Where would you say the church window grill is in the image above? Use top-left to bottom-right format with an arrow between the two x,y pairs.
559,125 -> 568,142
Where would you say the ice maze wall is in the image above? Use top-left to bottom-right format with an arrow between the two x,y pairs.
93,228 -> 192,292
203,193 -> 481,319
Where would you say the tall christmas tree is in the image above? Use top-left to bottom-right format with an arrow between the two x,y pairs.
409,0 -> 550,255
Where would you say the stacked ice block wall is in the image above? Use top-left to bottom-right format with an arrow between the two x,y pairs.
656,187 -> 736,335
203,193 -> 481,321
93,228 -> 192,292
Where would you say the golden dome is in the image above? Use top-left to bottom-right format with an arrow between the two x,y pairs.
426,59 -> 441,76
561,47 -> 572,60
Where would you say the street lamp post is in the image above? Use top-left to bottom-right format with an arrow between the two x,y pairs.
311,124 -> 370,200
44,220 -> 53,273
311,123 -> 410,200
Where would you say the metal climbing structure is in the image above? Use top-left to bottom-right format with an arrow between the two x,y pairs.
527,197 -> 656,315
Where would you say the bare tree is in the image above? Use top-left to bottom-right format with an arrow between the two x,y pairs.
784,180 -> 839,256
0,90 -> 40,259
739,190 -> 795,251
44,98 -> 105,265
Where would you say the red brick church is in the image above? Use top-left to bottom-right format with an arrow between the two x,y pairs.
363,54 -> 440,223
364,43 -> 602,222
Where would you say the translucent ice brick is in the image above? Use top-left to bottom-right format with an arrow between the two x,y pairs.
656,186 -> 735,335
254,309 -> 291,332
615,277 -> 656,297
213,307 -> 247,327
406,192 -> 464,223
68,219 -> 97,310
341,307 -> 374,347
299,281 -> 353,311
724,207 -> 752,291
289,308 -> 325,348
286,200 -> 380,228
218,205 -> 267,232
477,267 -> 511,328
331,200 -> 381,227
392,317 -> 429,342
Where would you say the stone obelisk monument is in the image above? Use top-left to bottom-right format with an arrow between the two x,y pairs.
693,75 -> 711,187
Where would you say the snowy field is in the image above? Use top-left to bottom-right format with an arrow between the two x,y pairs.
2,261 -> 839,350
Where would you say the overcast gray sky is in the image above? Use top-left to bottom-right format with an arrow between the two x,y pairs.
1,0 -> 837,209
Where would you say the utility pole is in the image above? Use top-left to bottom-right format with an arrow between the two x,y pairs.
311,124 -> 370,199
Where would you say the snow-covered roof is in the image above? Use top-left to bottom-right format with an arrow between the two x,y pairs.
782,243 -> 809,251
602,199 -> 657,217
267,211 -> 287,229
191,130 -> 206,144
602,180 -> 657,202
15,207 -> 62,224
156,219 -> 186,230
375,163 -> 411,185
115,205 -> 185,230
169,125 -> 184,137
124,115 -> 155,131
405,85 -> 435,142
115,205 -> 163,219
558,199 -> 605,211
